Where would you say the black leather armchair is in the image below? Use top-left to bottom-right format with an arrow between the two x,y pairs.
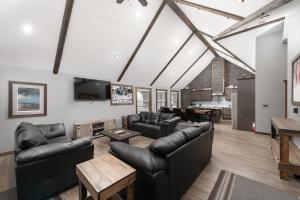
15,122 -> 94,200
111,122 -> 213,200
127,112 -> 181,138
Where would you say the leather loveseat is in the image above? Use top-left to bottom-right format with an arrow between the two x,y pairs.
14,122 -> 94,200
110,122 -> 213,200
127,112 -> 181,138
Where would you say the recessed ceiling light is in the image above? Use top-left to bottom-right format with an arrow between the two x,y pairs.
174,39 -> 179,45
190,50 -> 194,55
135,10 -> 142,18
22,24 -> 33,35
236,0 -> 244,3
114,54 -> 119,59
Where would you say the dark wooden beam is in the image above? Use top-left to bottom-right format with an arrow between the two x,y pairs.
171,48 -> 208,88
214,0 -> 292,40
214,48 -> 236,60
117,2 -> 166,82
166,0 -> 218,57
174,0 -> 244,21
215,17 -> 285,41
53,0 -> 75,74
150,32 -> 194,86
200,31 -> 255,73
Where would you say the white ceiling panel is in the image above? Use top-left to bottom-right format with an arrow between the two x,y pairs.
60,0 -> 162,81
185,0 -> 273,18
122,6 -> 192,86
178,3 -> 237,36
174,51 -> 215,89
218,23 -> 281,70
0,0 -> 66,70
154,35 -> 206,88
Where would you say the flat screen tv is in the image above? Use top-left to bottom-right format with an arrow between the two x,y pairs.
74,77 -> 111,100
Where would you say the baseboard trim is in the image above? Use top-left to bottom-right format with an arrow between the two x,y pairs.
256,132 -> 270,135
0,151 -> 14,157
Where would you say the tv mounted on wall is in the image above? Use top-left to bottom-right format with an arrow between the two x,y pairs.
74,77 -> 111,101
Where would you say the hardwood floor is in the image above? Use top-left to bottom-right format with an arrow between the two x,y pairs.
2,121 -> 300,200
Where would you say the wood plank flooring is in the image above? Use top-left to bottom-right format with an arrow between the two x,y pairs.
1,121 -> 300,200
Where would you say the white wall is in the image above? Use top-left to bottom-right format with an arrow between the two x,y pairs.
255,30 -> 287,133
284,0 -> 300,147
0,66 -> 180,153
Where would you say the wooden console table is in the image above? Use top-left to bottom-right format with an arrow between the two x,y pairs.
270,117 -> 300,179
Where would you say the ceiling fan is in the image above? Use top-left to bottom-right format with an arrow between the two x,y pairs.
116,0 -> 148,7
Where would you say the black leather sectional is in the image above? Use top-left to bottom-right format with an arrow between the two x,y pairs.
110,122 -> 214,200
127,112 -> 181,138
14,122 -> 94,200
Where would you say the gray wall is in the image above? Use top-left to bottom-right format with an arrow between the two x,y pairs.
255,30 -> 287,133
0,66 -> 180,152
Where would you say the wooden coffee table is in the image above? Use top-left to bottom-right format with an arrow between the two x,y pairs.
101,128 -> 141,144
76,153 -> 136,200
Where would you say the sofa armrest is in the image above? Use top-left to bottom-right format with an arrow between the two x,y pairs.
127,114 -> 140,128
16,137 -> 92,164
110,142 -> 166,174
160,117 -> 181,137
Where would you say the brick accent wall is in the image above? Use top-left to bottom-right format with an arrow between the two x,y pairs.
187,57 -> 255,89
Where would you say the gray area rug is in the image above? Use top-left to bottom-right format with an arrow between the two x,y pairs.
209,170 -> 300,200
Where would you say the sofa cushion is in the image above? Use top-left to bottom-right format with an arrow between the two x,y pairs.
140,112 -> 151,123
110,142 -> 167,174
36,123 -> 66,139
158,113 -> 175,125
15,137 -> 92,164
148,112 -> 160,125
175,122 -> 211,133
132,122 -> 160,133
47,136 -> 72,144
181,127 -> 202,141
150,131 -> 187,156
16,122 -> 48,150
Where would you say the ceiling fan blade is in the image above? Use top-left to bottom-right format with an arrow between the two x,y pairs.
138,0 -> 148,7
116,0 -> 124,4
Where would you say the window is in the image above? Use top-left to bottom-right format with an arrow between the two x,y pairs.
136,87 -> 152,113
170,91 -> 179,109
156,89 -> 168,112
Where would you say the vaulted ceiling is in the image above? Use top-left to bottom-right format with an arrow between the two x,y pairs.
0,0 -> 296,89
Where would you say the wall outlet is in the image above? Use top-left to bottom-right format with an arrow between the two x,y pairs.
294,108 -> 299,114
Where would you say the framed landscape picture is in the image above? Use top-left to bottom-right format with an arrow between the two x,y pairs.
111,84 -> 133,105
292,54 -> 300,106
9,81 -> 47,118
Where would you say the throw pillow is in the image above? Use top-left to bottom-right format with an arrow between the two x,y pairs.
140,112 -> 151,123
148,112 -> 160,125
16,122 -> 48,150
158,113 -> 175,125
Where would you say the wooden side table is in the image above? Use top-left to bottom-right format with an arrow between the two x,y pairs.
76,153 -> 136,200
122,116 -> 128,129
271,117 -> 300,180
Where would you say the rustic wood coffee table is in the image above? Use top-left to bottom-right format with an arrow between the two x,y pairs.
76,153 -> 136,200
101,128 -> 141,144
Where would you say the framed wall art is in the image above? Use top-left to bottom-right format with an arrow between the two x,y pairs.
111,83 -> 134,105
9,81 -> 47,118
292,54 -> 300,106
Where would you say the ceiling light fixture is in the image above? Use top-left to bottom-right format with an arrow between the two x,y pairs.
236,0 -> 244,3
22,24 -> 33,35
114,54 -> 119,59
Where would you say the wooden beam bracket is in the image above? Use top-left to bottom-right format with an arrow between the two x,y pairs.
53,0 -> 75,74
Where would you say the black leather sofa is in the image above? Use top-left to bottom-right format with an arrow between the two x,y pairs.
110,122 -> 213,200
14,122 -> 94,200
127,112 -> 181,138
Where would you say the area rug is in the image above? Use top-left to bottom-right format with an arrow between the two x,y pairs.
208,170 -> 300,200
